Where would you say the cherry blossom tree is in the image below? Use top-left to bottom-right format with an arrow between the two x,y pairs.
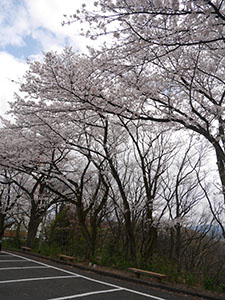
0,110 -> 112,254
3,0 -> 223,256
0,123 -> 73,247
0,168 -> 24,251
44,152 -> 110,258
4,42 -> 221,257
66,0 -> 224,200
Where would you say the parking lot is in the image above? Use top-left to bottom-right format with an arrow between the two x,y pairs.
0,251 -> 201,300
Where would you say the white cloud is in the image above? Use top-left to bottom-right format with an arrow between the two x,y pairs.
25,0 -> 77,31
24,0 -> 95,53
0,0 -> 30,47
0,0 -> 99,117
0,52 -> 27,118
0,0 -> 95,53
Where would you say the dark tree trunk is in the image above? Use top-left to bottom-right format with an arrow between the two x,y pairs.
145,226 -> 157,264
103,120 -> 137,261
0,214 -> 5,252
175,223 -> 182,273
216,148 -> 225,204
107,159 -> 136,261
76,206 -> 93,258
26,207 -> 42,248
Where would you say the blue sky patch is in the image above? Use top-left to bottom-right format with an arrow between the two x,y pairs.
2,35 -> 41,59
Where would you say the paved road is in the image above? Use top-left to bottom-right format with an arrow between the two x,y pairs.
0,251 -> 198,300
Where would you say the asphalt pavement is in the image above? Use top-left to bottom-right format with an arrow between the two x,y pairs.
0,251 -> 218,300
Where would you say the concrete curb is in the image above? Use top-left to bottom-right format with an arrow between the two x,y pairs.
4,248 -> 224,300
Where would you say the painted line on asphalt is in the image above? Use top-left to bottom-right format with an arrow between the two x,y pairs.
122,288 -> 166,300
0,260 -> 25,262
0,275 -> 79,284
0,266 -> 50,271
3,252 -> 84,276
4,251 -> 166,300
47,288 -> 123,300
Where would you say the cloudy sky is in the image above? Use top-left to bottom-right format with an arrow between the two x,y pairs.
0,0 -> 93,118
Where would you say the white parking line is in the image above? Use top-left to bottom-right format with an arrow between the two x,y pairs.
0,260 -> 25,262
0,266 -> 50,271
4,251 -> 166,300
0,275 -> 79,284
47,288 -> 123,300
3,252 -> 82,276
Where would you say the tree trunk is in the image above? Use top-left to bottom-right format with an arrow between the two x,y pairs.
26,207 -> 42,248
175,223 -> 182,273
0,214 -> 5,252
76,205 -> 94,259
145,226 -> 157,264
15,221 -> 22,241
124,211 -> 136,260
103,121 -> 136,261
169,227 -> 175,260
216,148 -> 225,204
108,160 -> 136,261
